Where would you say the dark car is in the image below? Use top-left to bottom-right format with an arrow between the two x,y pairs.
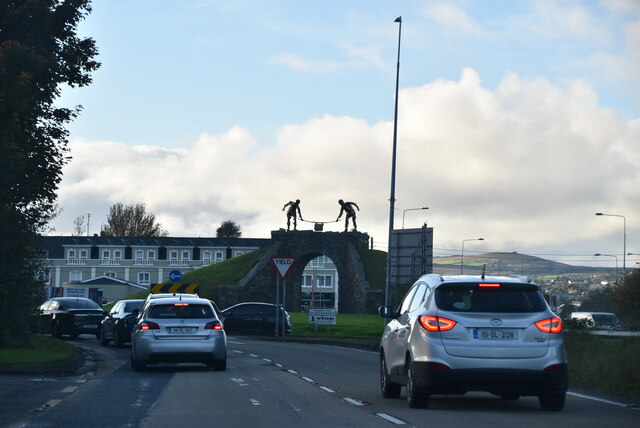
221,302 -> 292,336
38,297 -> 105,338
98,299 -> 144,347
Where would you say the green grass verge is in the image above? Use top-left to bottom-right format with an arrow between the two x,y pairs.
564,332 -> 640,400
0,336 -> 81,366
289,312 -> 384,338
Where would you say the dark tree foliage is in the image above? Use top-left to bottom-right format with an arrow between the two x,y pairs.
613,270 -> 640,330
100,203 -> 168,237
0,0 -> 100,348
216,220 -> 242,238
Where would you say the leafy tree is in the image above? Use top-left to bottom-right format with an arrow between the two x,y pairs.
0,0 -> 100,348
100,203 -> 168,237
216,220 -> 242,238
73,214 -> 86,236
613,270 -> 640,330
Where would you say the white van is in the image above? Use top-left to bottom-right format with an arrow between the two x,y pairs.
570,312 -> 621,330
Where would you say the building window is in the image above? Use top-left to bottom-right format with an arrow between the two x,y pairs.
114,250 -> 122,261
148,250 -> 156,261
309,256 -> 325,268
169,250 -> 178,261
138,272 -> 150,285
203,251 -> 212,265
215,251 -> 223,263
135,250 -> 144,261
68,249 -> 76,260
235,251 -> 244,257
69,271 -> 82,282
105,271 -> 116,278
181,250 -> 190,261
317,275 -> 333,288
302,275 -> 312,287
102,250 -> 110,262
79,250 -> 88,261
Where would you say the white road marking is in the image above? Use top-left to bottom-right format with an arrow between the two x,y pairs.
376,413 -> 408,425
250,399 -> 260,406
287,369 -> 298,374
249,354 -> 259,358
61,386 -> 78,393
568,391 -> 640,410
319,386 -> 335,393
301,376 -> 316,384
342,397 -> 366,406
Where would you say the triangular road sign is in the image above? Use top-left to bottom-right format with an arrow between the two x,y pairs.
271,256 -> 296,280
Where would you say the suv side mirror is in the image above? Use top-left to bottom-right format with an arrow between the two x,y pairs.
378,305 -> 397,319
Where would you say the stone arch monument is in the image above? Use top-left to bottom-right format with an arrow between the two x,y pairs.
218,230 -> 382,314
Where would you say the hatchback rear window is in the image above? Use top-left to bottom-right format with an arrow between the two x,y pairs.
149,304 -> 214,319
435,283 -> 547,313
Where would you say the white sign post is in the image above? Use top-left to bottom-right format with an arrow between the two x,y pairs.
271,257 -> 296,337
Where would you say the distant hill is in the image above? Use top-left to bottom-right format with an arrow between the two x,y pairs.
434,252 -> 612,277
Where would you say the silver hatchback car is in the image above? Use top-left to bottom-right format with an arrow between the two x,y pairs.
379,274 -> 568,410
131,296 -> 227,371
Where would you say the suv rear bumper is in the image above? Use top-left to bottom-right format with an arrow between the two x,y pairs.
412,363 -> 569,395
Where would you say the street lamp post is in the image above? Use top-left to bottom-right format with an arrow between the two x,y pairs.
595,212 -> 626,277
384,17 -> 403,312
594,253 -> 619,279
461,238 -> 484,274
402,207 -> 429,229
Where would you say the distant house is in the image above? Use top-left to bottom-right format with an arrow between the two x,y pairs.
36,235 -> 271,303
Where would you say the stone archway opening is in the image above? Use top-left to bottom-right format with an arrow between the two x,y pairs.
299,254 -> 339,313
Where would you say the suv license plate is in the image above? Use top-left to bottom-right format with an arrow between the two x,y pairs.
474,329 -> 517,340
167,327 -> 196,334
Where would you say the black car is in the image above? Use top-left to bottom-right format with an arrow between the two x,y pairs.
221,302 -> 292,336
38,297 -> 105,338
98,299 -> 144,347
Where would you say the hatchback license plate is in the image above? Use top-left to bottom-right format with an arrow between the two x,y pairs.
474,329 -> 517,340
167,327 -> 196,334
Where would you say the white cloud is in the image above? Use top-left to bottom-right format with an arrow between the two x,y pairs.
423,2 -> 487,37
51,69 -> 638,264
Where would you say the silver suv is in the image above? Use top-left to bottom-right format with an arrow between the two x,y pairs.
131,296 -> 227,371
379,274 -> 568,410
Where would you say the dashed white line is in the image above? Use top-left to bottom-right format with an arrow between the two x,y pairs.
286,369 -> 298,374
342,397 -> 366,406
376,413 -> 408,425
61,386 -> 78,393
250,399 -> 260,406
319,386 -> 335,393
301,376 -> 316,384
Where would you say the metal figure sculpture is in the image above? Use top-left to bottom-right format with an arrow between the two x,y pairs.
336,199 -> 360,232
282,199 -> 303,231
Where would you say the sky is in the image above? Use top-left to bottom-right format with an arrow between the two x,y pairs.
51,0 -> 640,269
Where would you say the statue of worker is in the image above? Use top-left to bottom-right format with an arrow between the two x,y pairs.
282,199 -> 303,231
336,199 -> 360,232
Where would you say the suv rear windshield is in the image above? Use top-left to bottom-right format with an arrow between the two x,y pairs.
149,304 -> 214,319
435,283 -> 547,313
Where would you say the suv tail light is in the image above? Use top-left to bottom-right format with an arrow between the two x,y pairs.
205,320 -> 223,330
535,317 -> 562,333
140,321 -> 160,330
419,315 -> 457,332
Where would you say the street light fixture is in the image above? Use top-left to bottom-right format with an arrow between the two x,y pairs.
594,253 -> 619,278
384,16 -> 403,313
595,212 -> 626,277
461,238 -> 484,274
402,207 -> 429,229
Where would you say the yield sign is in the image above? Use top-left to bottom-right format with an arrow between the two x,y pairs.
271,256 -> 296,280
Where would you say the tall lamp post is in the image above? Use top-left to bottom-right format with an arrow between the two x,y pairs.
595,212 -> 626,277
402,207 -> 429,229
594,253 -> 619,279
384,16 -> 403,312
461,238 -> 484,274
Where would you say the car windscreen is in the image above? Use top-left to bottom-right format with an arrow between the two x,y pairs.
148,303 -> 214,319
592,314 -> 618,324
435,283 -> 547,313
61,299 -> 101,310
124,301 -> 143,312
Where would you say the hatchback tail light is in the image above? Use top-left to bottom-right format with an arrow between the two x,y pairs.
535,317 -> 562,333
205,320 -> 223,330
419,315 -> 457,332
140,321 -> 160,330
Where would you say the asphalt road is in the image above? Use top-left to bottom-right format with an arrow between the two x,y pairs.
1,335 -> 639,427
